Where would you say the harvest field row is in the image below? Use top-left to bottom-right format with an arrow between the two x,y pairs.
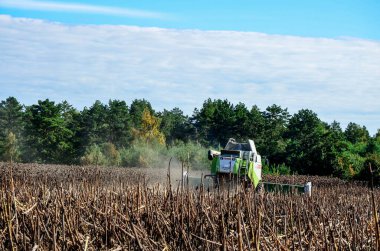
1,162 -> 379,250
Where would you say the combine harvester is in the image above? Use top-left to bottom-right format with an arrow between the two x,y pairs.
186,138 -> 312,195
205,138 -> 262,189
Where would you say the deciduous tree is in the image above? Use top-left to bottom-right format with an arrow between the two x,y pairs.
133,107 -> 165,145
130,99 -> 154,129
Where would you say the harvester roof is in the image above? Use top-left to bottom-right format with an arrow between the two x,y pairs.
224,138 -> 257,154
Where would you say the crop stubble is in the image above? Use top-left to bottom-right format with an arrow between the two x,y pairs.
1,162 -> 379,250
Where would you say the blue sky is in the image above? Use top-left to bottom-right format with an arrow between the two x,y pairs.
0,0 -> 380,134
2,0 -> 380,39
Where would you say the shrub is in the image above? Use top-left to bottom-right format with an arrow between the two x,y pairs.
120,140 -> 168,168
2,131 -> 20,162
334,151 -> 366,179
169,141 -> 209,170
80,144 -> 107,166
262,163 -> 292,176
102,142 -> 121,166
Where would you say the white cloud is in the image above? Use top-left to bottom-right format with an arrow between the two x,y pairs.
0,15 -> 379,134
0,0 -> 166,19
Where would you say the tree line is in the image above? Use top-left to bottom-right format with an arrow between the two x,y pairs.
0,97 -> 379,183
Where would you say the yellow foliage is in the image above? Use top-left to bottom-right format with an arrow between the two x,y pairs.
134,108 -> 165,145
348,165 -> 356,177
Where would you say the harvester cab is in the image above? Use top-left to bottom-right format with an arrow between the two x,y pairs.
206,138 -> 262,188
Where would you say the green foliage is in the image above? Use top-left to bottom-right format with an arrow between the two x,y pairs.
344,122 -> 370,144
0,97 -> 24,158
0,97 -> 24,138
261,104 -> 290,164
193,99 -> 267,147
120,140 -> 167,168
262,163 -> 292,176
59,101 -> 82,163
334,150 -> 366,179
0,96 -> 379,183
23,99 -> 75,163
81,143 -> 121,166
80,144 -> 107,166
2,131 -> 20,162
130,99 -> 154,129
102,142 -> 121,166
118,140 -> 209,170
107,100 -> 131,147
169,141 -> 209,170
193,98 -> 236,146
357,154 -> 380,185
159,108 -> 194,145
262,164 -> 270,175
285,109 -> 329,175
247,105 -> 265,148
231,103 -> 251,140
80,100 -> 109,147
78,99 -> 132,159
366,136 -> 380,155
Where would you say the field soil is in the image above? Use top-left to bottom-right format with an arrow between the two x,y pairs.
1,162 -> 379,250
